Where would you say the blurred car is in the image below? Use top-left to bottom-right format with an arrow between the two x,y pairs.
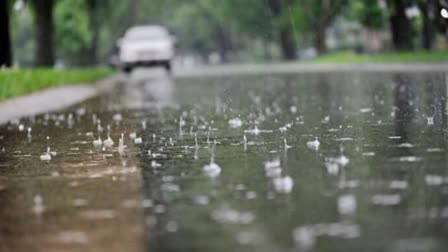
117,25 -> 175,73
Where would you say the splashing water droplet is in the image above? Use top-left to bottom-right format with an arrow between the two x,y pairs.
273,176 -> 294,194
118,133 -> 126,156
203,162 -> 221,177
134,137 -> 143,144
228,117 -> 243,128
306,137 -> 320,150
337,194 -> 357,215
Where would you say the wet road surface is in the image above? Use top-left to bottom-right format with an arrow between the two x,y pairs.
1,68 -> 448,252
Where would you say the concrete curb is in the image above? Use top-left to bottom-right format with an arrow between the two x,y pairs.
174,63 -> 448,78
0,75 -> 121,125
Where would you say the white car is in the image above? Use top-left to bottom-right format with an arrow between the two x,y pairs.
118,25 -> 175,73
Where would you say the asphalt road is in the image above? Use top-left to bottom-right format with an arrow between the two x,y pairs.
1,66 -> 448,252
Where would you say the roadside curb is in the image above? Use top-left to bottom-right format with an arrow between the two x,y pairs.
0,74 -> 121,125
174,63 -> 448,78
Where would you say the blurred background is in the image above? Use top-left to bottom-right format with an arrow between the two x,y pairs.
2,0 -> 448,68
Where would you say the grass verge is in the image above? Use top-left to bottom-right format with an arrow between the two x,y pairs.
314,50 -> 448,63
0,68 -> 112,101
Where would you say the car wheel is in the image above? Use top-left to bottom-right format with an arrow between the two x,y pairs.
123,66 -> 132,74
164,62 -> 171,73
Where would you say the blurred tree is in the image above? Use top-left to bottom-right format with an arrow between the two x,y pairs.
84,0 -> 114,64
149,0 -> 245,62
418,0 -> 435,50
30,0 -> 54,66
162,2 -> 215,60
10,1 -> 35,66
0,0 -> 12,67
224,0 -> 276,60
85,0 -> 99,64
433,1 -> 448,35
52,0 -> 117,65
386,0 -> 414,51
54,0 -> 91,65
350,0 -> 385,30
267,0 -> 297,60
417,0 -> 448,50
300,0 -> 349,54
195,0 -> 234,62
30,0 -> 55,66
99,0 -> 141,59
18,0 -> 441,66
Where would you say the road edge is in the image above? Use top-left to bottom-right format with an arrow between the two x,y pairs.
174,62 -> 448,78
0,74 -> 122,125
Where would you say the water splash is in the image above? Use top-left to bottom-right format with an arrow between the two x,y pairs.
118,133 -> 126,156
211,206 -> 255,224
103,125 -> 114,148
134,137 -> 143,144
203,140 -> 221,177
244,126 -> 272,135
283,138 -> 292,149
27,127 -> 32,142
243,134 -> 247,151
293,222 -> 360,249
264,158 -> 282,178
228,117 -> 243,128
40,136 -> 56,161
273,176 -> 294,194
337,194 -> 357,215
93,135 -> 102,148
39,148 -> 51,161
32,194 -> 45,216
306,137 -> 320,151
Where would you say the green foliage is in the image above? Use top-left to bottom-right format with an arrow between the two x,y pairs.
0,68 -> 111,100
11,0 -> 442,65
350,0 -> 385,30
314,50 -> 448,63
55,0 -> 91,53
222,0 -> 272,37
278,2 -> 308,40
160,1 -> 216,56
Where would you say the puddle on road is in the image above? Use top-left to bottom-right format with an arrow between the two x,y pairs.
2,69 -> 448,252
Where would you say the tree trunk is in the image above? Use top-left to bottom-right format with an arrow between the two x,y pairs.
419,1 -> 434,50
279,28 -> 296,60
267,0 -> 297,60
86,0 -> 99,65
315,26 -> 327,55
0,0 -> 12,67
387,0 -> 413,51
215,24 -> 232,63
33,0 -> 55,67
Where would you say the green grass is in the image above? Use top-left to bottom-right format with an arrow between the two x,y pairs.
313,50 -> 448,63
0,68 -> 112,101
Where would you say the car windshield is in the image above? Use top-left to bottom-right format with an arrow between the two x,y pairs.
125,27 -> 168,40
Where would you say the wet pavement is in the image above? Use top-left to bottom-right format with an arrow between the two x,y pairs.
1,68 -> 448,252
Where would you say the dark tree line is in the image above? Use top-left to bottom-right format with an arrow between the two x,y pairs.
1,0 -> 56,67
2,0 -> 448,67
31,0 -> 55,66
419,0 -> 448,50
0,0 -> 12,67
1,0 -> 108,67
385,0 -> 448,51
